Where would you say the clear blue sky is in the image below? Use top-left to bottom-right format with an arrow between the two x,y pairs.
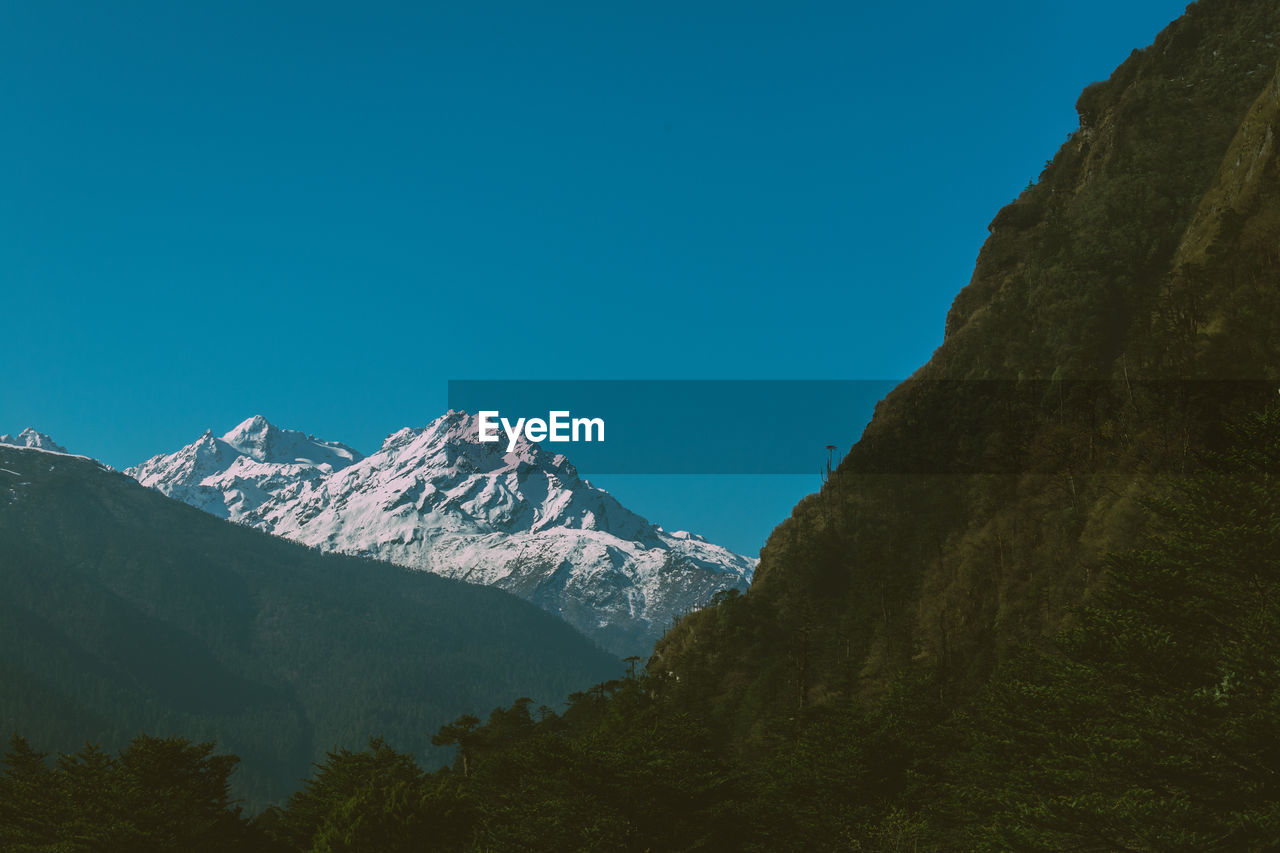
2,0 -> 1189,555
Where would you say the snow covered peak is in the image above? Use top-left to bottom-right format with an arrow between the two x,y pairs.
409,409 -> 522,456
0,428 -> 68,454
126,418 -> 364,521
430,408 -> 476,439
128,411 -> 757,656
381,426 -> 426,453
222,414 -> 272,448
220,415 -> 362,470
388,410 -> 571,484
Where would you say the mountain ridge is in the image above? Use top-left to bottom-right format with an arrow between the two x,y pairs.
0,428 -> 68,454
0,442 -> 620,809
127,410 -> 756,657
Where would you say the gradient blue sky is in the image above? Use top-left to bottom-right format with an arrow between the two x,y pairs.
3,1 -> 1189,554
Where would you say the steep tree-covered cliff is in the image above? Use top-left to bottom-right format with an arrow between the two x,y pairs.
654,0 -> 1280,732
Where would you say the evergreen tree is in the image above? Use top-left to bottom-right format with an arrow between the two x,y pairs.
272,737 -> 469,852
0,734 -> 252,852
0,736 -> 58,850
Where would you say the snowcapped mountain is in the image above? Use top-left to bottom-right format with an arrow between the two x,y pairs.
128,412 -> 755,656
0,428 -> 68,454
128,415 -> 363,520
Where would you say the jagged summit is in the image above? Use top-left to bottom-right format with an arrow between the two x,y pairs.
0,428 -> 68,454
220,414 -> 362,468
130,410 -> 755,656
223,414 -> 272,446
397,409 -> 541,462
126,416 -> 363,521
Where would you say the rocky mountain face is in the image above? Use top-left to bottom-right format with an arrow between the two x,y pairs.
128,412 -> 755,656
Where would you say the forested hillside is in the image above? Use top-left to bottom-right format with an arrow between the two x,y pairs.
656,0 -> 1280,727
0,447 -> 619,809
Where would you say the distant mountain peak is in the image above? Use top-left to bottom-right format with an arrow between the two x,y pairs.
215,415 -> 362,468
408,409 -> 559,475
223,414 -> 273,446
130,410 -> 756,656
0,428 -> 68,454
126,417 -> 365,521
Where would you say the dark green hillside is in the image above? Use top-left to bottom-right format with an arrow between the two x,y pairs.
654,0 -> 1280,729
0,446 -> 619,808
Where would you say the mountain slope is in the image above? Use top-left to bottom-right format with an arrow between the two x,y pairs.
0,444 -> 620,809
652,0 -> 1280,738
129,411 -> 755,657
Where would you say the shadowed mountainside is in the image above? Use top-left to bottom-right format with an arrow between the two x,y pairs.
0,446 -> 620,809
